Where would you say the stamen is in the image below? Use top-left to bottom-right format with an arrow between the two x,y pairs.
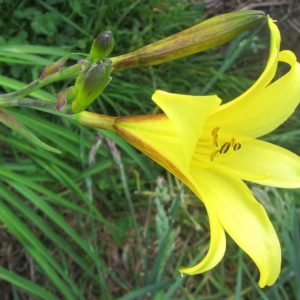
211,127 -> 219,147
220,142 -> 231,154
206,127 -> 241,163
233,142 -> 242,151
230,138 -> 236,147
210,149 -> 219,161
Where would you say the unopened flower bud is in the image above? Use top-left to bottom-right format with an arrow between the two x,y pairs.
89,31 -> 115,62
72,61 -> 112,113
112,10 -> 266,70
56,86 -> 76,111
40,57 -> 67,79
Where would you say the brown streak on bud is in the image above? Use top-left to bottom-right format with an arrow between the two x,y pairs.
112,10 -> 266,70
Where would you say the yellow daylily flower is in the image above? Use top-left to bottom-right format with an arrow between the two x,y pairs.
77,17 -> 300,287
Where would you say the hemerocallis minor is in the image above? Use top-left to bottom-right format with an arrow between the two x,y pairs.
77,18 -> 300,287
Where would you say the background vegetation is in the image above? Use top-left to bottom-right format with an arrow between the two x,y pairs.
0,0 -> 299,299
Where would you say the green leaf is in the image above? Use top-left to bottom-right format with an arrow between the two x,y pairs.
0,108 -> 61,154
0,267 -> 60,300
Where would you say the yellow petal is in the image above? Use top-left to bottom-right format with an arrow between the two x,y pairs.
207,50 -> 300,138
179,201 -> 226,275
152,90 -> 221,165
213,17 -> 280,114
115,114 -> 191,177
205,18 -> 300,139
250,17 -> 280,90
190,166 -> 281,287
215,138 -> 300,188
117,114 -> 227,276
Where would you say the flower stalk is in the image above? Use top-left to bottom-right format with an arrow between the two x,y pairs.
0,10 -> 266,105
0,62 -> 86,101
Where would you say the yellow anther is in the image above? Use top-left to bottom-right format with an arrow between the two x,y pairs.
211,127 -> 220,147
209,128 -> 241,162
233,142 -> 242,151
210,149 -> 219,162
220,142 -> 231,154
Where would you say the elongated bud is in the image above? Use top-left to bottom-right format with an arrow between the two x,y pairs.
72,61 -> 112,113
112,10 -> 266,70
40,57 -> 67,79
56,86 -> 76,111
89,31 -> 115,62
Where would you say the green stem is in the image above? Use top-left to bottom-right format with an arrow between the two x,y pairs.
0,63 -> 84,101
0,98 -> 73,116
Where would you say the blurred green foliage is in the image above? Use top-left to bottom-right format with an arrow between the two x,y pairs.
0,0 -> 299,300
